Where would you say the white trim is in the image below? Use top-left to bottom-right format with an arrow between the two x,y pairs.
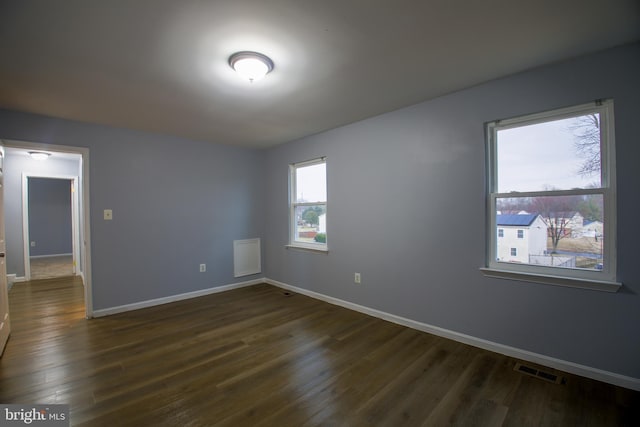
22,173 -> 80,281
493,187 -> 605,199
480,267 -> 621,292
92,278 -> 264,318
3,139 -> 93,318
7,276 -> 27,291
71,174 -> 80,276
21,173 -> 29,280
6,274 -> 16,291
264,278 -> 640,391
491,100 -> 610,129
289,157 -> 328,250
485,100 -> 618,287
291,156 -> 327,168
285,244 -> 329,253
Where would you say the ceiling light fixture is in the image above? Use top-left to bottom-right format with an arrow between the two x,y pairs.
228,51 -> 274,83
28,151 -> 51,161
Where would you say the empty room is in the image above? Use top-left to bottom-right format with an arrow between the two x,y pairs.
0,1 -> 639,426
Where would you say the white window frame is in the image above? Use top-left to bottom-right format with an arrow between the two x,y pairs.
517,229 -> 524,239
288,157 -> 328,252
481,100 -> 621,292
498,229 -> 504,238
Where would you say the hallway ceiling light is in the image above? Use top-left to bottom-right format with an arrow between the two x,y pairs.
228,51 -> 274,82
28,151 -> 51,160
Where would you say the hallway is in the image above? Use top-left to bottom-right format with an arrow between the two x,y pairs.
29,255 -> 75,280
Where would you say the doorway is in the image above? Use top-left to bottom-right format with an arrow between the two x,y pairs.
2,141 -> 93,318
25,176 -> 78,280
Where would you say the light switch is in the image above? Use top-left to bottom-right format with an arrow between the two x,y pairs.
104,209 -> 113,220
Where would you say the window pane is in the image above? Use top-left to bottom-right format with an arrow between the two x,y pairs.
496,114 -> 601,192
293,205 -> 326,244
296,162 -> 326,203
496,194 -> 604,270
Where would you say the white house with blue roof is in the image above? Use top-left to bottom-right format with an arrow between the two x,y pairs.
496,213 -> 547,264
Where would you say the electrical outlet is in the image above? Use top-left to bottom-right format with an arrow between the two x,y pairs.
199,264 -> 206,273
31,241 -> 36,247
104,209 -> 113,220
354,272 -> 361,284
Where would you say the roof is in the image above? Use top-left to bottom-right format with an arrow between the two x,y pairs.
496,214 -> 539,227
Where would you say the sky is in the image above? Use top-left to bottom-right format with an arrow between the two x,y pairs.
496,115 -> 601,193
296,162 -> 326,202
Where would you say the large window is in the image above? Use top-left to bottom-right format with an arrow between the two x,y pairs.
484,100 -> 620,291
289,158 -> 327,250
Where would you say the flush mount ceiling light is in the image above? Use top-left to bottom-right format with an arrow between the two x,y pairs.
28,151 -> 51,160
228,51 -> 274,82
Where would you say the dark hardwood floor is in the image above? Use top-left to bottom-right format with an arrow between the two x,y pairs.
1,277 -> 638,426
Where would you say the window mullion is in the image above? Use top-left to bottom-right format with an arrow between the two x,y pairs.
293,201 -> 327,207
493,188 -> 605,198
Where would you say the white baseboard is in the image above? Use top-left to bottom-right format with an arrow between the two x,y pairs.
7,274 -> 16,291
264,278 -> 640,391
84,275 -> 639,391
7,276 -> 26,291
92,278 -> 264,318
29,253 -> 73,259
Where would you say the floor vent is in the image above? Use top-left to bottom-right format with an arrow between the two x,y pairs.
514,362 -> 565,384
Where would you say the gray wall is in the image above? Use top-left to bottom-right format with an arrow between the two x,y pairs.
0,115 -> 265,310
264,43 -> 640,379
4,150 -> 81,276
28,177 -> 73,257
0,43 -> 637,381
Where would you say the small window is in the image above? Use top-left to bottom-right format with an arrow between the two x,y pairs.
498,229 -> 504,238
484,100 -> 620,291
289,158 -> 327,250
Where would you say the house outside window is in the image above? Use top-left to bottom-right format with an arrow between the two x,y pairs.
289,158 -> 327,250
497,214 -> 547,264
484,100 -> 620,291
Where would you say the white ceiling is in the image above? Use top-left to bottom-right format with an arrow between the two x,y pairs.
0,1 -> 638,149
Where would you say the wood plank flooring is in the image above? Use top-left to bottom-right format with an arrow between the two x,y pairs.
1,277 -> 638,426
29,255 -> 74,280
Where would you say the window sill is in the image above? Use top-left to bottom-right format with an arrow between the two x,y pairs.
286,244 -> 329,254
480,268 -> 622,292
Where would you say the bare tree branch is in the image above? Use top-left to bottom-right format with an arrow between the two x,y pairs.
570,114 -> 601,177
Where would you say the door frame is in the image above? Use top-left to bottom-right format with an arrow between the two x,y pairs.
0,144 -> 10,356
22,174 -> 80,281
2,139 -> 93,318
